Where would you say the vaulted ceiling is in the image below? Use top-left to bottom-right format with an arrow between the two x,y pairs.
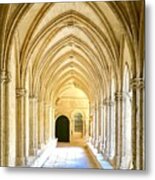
0,1 -> 143,105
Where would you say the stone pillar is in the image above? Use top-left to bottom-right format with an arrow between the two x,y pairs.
103,102 -> 107,153
91,104 -> 96,145
130,78 -> 144,170
51,107 -> 55,139
38,101 -> 44,149
0,70 -> 11,166
44,103 -> 51,144
98,103 -> 104,152
109,101 -> 115,159
48,106 -> 52,140
29,96 -> 38,156
114,92 -> 124,169
16,88 -> 27,166
94,104 -> 99,149
102,100 -> 107,157
103,99 -> 112,159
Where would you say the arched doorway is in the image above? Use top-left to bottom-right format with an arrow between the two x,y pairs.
55,115 -> 70,142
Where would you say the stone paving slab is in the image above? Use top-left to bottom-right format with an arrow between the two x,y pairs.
42,143 -> 98,169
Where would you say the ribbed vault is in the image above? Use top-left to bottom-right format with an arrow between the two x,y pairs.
0,1 -> 144,169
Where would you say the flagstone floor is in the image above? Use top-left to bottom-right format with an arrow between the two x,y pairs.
42,141 -> 98,169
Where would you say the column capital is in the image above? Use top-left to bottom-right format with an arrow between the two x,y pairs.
0,70 -> 11,84
115,92 -> 125,101
44,102 -> 52,107
130,77 -> 144,90
103,98 -> 114,106
16,88 -> 27,98
29,95 -> 38,101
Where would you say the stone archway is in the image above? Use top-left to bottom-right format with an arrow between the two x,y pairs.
55,115 -> 70,142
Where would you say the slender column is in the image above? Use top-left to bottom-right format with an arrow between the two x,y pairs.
16,88 -> 27,166
48,106 -> 52,140
99,104 -> 104,152
108,101 -> 113,158
38,101 -> 44,149
103,99 -> 113,159
44,103 -> 51,144
85,114 -> 89,139
94,104 -> 99,149
114,92 -> 124,169
102,102 -> 107,155
88,103 -> 93,141
51,107 -> 55,139
97,102 -> 102,152
89,115 -> 93,138
29,96 -> 38,156
103,99 -> 108,158
0,70 -> 11,166
110,101 -> 115,159
130,78 -> 144,170
91,104 -> 96,145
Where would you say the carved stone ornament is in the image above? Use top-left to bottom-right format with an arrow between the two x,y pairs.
115,92 -> 125,102
16,88 -> 27,98
29,95 -> 38,101
103,98 -> 114,106
0,70 -> 11,84
130,78 -> 144,90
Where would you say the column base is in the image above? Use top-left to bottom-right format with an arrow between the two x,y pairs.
109,156 -> 116,168
29,148 -> 37,156
91,138 -> 95,146
0,156 -> 9,167
16,156 -> 26,166
94,139 -> 99,149
120,156 -> 133,169
38,143 -> 42,149
112,155 -> 122,169
98,142 -> 104,153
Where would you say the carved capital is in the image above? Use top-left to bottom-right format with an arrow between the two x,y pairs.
115,92 -> 125,102
44,102 -> 51,107
103,98 -> 114,106
130,78 -> 144,90
16,88 -> 27,98
29,95 -> 38,101
0,70 -> 11,84
99,104 -> 104,109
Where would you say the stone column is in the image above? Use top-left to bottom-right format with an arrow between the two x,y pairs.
103,99 -> 112,159
109,101 -> 115,159
29,96 -> 38,156
98,104 -> 103,152
0,70 -> 11,166
51,107 -> 55,139
114,92 -> 124,169
102,102 -> 106,154
94,104 -> 99,149
38,101 -> 44,149
102,100 -> 107,157
16,88 -> 27,166
91,104 -> 96,146
130,78 -> 144,170
44,103 -> 51,144
48,106 -> 52,140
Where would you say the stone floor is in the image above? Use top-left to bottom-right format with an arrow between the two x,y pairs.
42,141 -> 98,169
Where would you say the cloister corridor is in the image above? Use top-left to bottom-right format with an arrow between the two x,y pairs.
0,1 -> 145,170
41,142 -> 98,169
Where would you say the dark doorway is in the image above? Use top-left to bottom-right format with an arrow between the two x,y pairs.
55,115 -> 70,142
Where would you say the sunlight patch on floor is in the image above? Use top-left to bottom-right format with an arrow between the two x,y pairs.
42,143 -> 98,169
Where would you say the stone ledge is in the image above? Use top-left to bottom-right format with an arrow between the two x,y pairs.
27,139 -> 57,167
86,142 -> 113,170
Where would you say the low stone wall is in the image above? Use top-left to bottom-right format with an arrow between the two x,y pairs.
86,142 -> 113,170
28,139 -> 57,167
